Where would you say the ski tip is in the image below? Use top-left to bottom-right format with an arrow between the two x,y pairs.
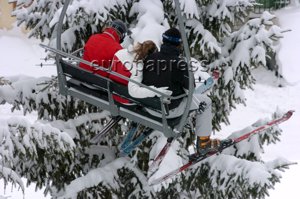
285,110 -> 295,118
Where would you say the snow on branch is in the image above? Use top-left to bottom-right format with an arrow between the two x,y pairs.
49,111 -> 111,139
209,11 -> 286,130
55,158 -> 154,199
187,19 -> 221,57
0,109 -> 122,193
229,11 -> 284,70
178,0 -> 199,19
0,165 -> 24,194
130,0 -> 166,46
0,76 -> 59,115
0,76 -> 103,121
195,155 -> 294,198
0,116 -> 75,165
12,0 -> 129,49
0,115 -> 76,193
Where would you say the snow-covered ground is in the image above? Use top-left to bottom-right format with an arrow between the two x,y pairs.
1,5 -> 300,199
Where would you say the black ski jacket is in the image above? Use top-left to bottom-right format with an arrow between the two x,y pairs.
142,43 -> 190,109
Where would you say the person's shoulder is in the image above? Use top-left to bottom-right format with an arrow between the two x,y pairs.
146,52 -> 155,59
142,53 -> 159,65
109,42 -> 123,52
146,51 -> 162,60
115,48 -> 133,60
87,33 -> 110,43
89,33 -> 103,39
86,33 -> 101,42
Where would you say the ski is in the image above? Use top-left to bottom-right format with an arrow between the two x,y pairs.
195,76 -> 214,94
121,128 -> 153,155
149,110 -> 294,186
91,116 -> 122,143
148,137 -> 174,176
147,77 -> 216,173
120,123 -> 140,151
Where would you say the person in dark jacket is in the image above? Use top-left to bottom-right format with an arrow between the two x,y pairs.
79,20 -> 129,77
142,28 -> 188,110
142,28 -> 221,155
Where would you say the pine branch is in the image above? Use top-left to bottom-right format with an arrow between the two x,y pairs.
0,165 -> 24,194
55,158 -> 155,199
0,117 -> 76,192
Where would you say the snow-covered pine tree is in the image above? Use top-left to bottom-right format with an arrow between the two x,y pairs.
1,0 -> 293,198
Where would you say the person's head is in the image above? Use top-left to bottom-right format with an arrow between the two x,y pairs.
132,40 -> 158,62
162,28 -> 182,47
108,19 -> 130,43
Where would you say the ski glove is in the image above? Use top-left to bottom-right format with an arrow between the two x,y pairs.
149,86 -> 173,97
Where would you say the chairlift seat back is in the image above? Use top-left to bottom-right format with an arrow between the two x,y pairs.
60,59 -> 181,130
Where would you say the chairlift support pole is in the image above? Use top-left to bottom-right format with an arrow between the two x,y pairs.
174,0 -> 195,133
55,0 -> 71,96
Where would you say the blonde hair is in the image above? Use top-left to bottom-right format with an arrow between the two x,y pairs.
132,40 -> 157,62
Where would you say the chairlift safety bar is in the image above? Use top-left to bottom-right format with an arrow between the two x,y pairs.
41,43 -> 176,101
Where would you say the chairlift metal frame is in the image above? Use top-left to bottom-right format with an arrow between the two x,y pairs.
50,0 -> 194,138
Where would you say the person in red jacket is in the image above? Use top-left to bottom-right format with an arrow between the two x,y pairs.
79,20 -> 129,77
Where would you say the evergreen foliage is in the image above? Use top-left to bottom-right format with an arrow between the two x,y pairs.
1,0 -> 292,198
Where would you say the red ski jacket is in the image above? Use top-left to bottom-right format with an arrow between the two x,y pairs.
80,28 -> 123,77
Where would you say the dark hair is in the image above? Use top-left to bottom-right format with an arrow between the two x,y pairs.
132,40 -> 158,62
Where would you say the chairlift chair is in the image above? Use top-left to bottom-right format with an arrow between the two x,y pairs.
42,0 -> 195,139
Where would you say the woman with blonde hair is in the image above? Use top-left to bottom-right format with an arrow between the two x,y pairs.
110,40 -> 172,104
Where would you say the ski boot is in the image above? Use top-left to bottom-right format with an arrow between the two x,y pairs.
189,136 -> 222,161
196,136 -> 221,155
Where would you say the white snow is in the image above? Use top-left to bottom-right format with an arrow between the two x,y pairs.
0,26 -> 55,77
1,5 -> 300,199
55,157 -> 152,199
0,25 -> 55,199
276,7 -> 300,84
217,5 -> 300,199
130,0 -> 166,47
